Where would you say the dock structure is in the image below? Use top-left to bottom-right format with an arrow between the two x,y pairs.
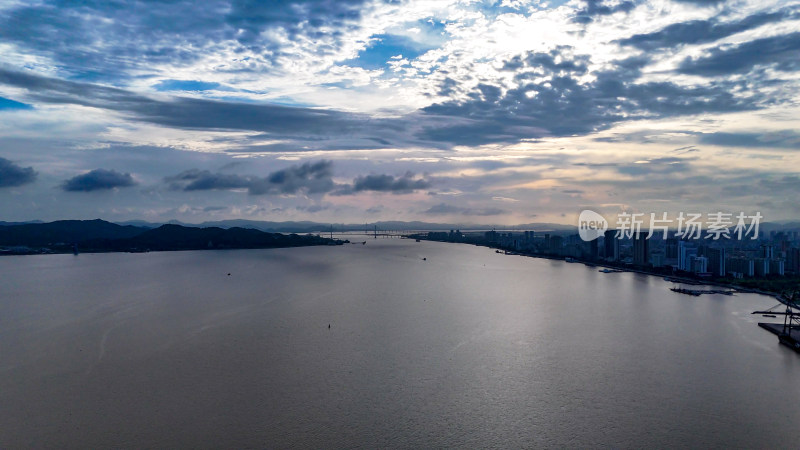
754,292 -> 800,353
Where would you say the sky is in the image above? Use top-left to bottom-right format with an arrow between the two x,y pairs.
0,0 -> 799,226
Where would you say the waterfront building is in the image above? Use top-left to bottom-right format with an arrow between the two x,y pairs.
633,232 -> 649,266
706,247 -> 726,277
604,229 -> 619,261
678,241 -> 697,272
727,257 -> 755,277
769,259 -> 785,276
754,258 -> 769,277
691,256 -> 708,274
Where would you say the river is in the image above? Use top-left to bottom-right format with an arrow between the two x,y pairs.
1,237 -> 798,447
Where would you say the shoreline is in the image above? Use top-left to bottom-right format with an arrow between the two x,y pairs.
412,236 -> 788,303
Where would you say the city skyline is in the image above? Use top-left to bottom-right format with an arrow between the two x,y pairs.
1,0 -> 799,225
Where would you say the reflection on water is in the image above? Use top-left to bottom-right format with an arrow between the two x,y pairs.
1,238 -> 798,447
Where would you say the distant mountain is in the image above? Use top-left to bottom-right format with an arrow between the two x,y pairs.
107,219 -> 576,233
0,219 -> 148,247
0,220 -> 44,226
0,219 -> 335,253
98,224 -> 331,251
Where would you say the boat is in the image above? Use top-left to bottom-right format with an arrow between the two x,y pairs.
599,268 -> 623,273
565,257 -> 576,262
762,314 -> 777,318
670,287 -> 702,296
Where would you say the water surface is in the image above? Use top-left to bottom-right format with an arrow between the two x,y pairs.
1,238 -> 798,447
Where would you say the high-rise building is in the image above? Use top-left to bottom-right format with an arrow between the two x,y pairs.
665,237 -> 678,259
691,256 -> 708,273
727,257 -> 754,277
633,232 -> 649,266
754,258 -> 769,277
788,248 -> 800,274
678,241 -> 697,272
706,247 -> 726,277
548,235 -> 563,255
604,229 -> 619,261
651,252 -> 665,268
769,259 -> 785,276
589,239 -> 599,260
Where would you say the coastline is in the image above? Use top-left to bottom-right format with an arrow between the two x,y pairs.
410,235 -> 788,302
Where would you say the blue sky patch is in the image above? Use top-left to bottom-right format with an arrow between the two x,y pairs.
343,34 -> 435,70
153,80 -> 224,91
0,96 -> 32,110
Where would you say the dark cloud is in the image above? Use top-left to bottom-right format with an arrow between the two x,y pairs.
671,146 -> 699,154
166,170 -> 252,191
421,53 -> 754,144
573,0 -> 637,24
759,176 -> 800,191
0,157 -> 37,187
167,161 -> 431,196
295,204 -> 328,213
352,172 -> 431,193
0,67 -> 373,138
503,47 -> 589,76
618,10 -> 793,51
62,169 -> 136,192
615,157 -> 694,176
678,32 -> 800,76
670,0 -> 726,4
254,161 -> 335,195
698,131 -> 800,149
0,0 -> 370,81
166,161 -> 335,195
0,47 -> 772,150
424,203 -> 506,216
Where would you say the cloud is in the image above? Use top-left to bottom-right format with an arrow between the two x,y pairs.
0,41 -> 777,151
670,0 -> 726,4
167,161 -> 432,196
166,170 -> 252,191
0,0 -> 371,80
424,203 -> 506,216
678,32 -> 800,76
698,131 -> 800,149
615,157 -> 693,176
0,68 -> 363,135
759,176 -> 800,191
573,0 -> 637,24
0,157 -> 37,187
62,169 -> 136,192
166,161 -> 336,195
352,172 -> 431,193
420,52 -> 755,144
618,10 -> 794,51
253,160 -> 335,195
